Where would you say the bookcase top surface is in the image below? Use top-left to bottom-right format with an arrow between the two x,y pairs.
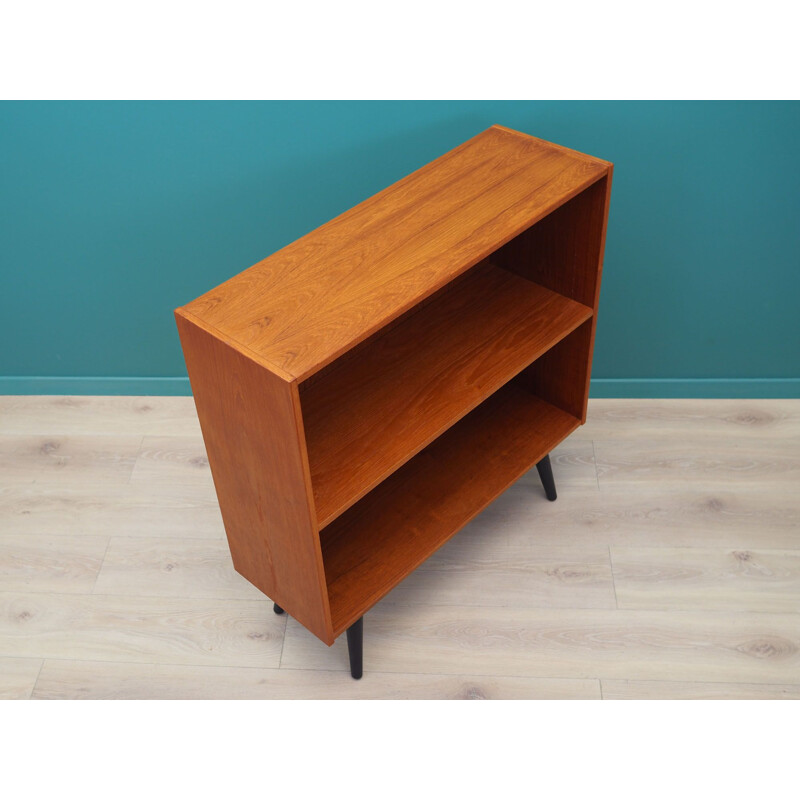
179,125 -> 609,381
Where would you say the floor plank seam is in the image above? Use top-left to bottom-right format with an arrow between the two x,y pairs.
90,537 -> 113,595
607,546 -> 619,609
277,617 -> 288,668
10,654 -> 600,684
9,655 -> 289,671
18,650 -> 800,690
0,594 -> 681,610
595,676 -> 800,688
29,659 -> 46,700
263,665 -> 609,683
0,588 -> 272,603
591,439 -> 601,491
0,653 -> 57,662
2,589 -> 799,618
274,666 -> 594,682
127,435 -> 146,484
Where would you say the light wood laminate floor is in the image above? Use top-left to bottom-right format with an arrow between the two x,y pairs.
1,396 -> 798,700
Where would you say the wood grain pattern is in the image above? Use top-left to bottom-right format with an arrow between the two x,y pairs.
611,547 -> 800,612
31,660 -> 599,700
382,542 -> 616,610
582,398 -> 800,441
0,591 -> 284,668
93,537 -> 265,600
0,535 -> 108,594
281,603 -> 800,684
1,397 -> 799,699
601,680 -> 800,700
0,395 -> 201,436
417,438 -> 598,543
0,657 -> 42,699
0,434 -> 142,485
175,312 -> 333,643
502,487 -> 800,550
594,436 -> 800,490
539,438 -> 600,490
301,259 -> 592,526
515,319 -> 593,421
174,128 -> 612,649
321,386 -> 580,635
0,484 -> 224,539
129,435 -> 214,487
496,171 -> 612,422
183,126 -> 609,380
493,173 -> 610,304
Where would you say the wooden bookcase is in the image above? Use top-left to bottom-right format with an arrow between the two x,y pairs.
175,125 -> 613,676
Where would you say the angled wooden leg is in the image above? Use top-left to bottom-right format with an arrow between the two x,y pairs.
273,603 -> 285,615
536,453 -> 557,501
346,617 -> 363,679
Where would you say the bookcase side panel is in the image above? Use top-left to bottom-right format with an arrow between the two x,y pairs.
581,167 -> 614,418
175,311 -> 333,644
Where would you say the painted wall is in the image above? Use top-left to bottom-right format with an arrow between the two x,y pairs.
1,101 -> 798,397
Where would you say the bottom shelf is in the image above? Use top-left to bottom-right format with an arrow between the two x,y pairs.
320,383 -> 581,635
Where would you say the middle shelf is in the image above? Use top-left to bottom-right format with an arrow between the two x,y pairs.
299,258 -> 592,529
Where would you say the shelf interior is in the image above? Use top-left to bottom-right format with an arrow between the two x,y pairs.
319,382 -> 580,636
300,259 -> 591,528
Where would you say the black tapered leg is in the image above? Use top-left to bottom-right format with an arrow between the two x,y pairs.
273,603 -> 285,615
346,617 -> 363,679
536,454 -> 557,501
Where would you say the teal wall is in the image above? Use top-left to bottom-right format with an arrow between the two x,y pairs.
1,101 -> 798,397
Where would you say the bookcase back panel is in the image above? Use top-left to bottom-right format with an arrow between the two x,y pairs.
513,319 -> 594,421
493,175 -> 609,308
496,173 -> 612,422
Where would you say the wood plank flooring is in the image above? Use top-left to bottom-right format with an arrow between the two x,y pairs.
1,396 -> 798,699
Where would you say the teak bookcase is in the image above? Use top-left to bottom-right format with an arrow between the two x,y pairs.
175,125 -> 613,678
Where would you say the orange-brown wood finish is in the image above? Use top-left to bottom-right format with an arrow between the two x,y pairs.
495,171 -> 613,421
182,126 -> 608,381
175,125 -> 612,649
320,385 -> 581,635
174,311 -> 333,643
301,259 -> 592,528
